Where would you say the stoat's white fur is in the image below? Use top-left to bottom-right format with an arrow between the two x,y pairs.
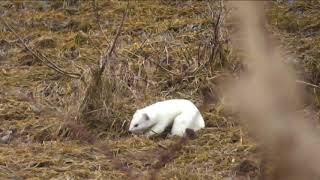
129,99 -> 205,137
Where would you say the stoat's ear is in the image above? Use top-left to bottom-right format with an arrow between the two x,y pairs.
142,113 -> 150,121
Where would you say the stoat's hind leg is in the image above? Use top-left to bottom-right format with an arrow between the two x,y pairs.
170,114 -> 193,137
144,122 -> 168,138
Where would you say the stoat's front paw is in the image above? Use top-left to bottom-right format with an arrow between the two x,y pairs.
144,131 -> 155,138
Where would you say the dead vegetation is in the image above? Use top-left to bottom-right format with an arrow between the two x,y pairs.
227,1 -> 320,179
0,0 -> 320,179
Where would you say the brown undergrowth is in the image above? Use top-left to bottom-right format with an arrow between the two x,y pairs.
0,0 -> 319,179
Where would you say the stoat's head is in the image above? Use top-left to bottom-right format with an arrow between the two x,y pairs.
129,110 -> 154,134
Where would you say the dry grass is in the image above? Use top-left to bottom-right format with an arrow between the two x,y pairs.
0,0 -> 319,179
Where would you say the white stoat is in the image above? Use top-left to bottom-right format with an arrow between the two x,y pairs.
128,99 -> 205,137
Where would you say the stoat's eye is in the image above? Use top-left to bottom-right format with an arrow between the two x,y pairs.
134,124 -> 139,127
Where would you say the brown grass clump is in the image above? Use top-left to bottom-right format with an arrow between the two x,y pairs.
68,66 -> 128,135
66,1 -> 134,137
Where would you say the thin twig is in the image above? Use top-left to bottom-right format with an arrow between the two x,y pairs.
296,80 -> 320,89
210,2 -> 222,69
157,143 -> 168,150
92,0 -> 110,47
98,0 -> 129,77
164,46 -> 169,65
193,1 -> 224,74
0,17 -> 81,79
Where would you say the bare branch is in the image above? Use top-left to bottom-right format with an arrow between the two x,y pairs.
98,1 -> 129,77
0,16 -> 81,79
